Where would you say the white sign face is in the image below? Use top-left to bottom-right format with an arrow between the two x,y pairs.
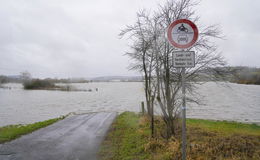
172,51 -> 195,68
167,19 -> 198,49
171,23 -> 194,45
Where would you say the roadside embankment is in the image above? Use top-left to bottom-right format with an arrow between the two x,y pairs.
99,112 -> 260,160
0,117 -> 65,144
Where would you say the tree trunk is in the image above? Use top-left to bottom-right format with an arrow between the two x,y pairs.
164,116 -> 175,139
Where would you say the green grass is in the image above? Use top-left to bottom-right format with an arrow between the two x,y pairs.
99,112 -> 150,160
99,112 -> 260,160
187,119 -> 260,136
0,116 -> 65,143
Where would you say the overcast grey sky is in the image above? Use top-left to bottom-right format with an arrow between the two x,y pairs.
0,0 -> 259,78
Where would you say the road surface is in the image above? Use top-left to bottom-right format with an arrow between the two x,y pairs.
0,112 -> 117,160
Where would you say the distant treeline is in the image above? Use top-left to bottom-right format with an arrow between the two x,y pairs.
229,66 -> 260,85
0,75 -> 21,84
0,75 -> 143,84
198,66 -> 260,85
1,66 -> 260,85
0,75 -> 89,84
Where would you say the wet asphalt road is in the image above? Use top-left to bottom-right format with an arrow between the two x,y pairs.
0,112 -> 117,160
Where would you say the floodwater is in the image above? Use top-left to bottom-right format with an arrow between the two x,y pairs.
0,82 -> 259,126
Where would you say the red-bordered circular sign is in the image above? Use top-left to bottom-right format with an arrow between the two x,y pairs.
167,19 -> 198,49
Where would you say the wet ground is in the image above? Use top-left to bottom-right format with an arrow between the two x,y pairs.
0,112 -> 117,160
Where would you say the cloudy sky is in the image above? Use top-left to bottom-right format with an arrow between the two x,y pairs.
0,0 -> 259,78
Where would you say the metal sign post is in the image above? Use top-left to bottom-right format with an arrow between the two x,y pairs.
181,67 -> 186,160
167,19 -> 198,160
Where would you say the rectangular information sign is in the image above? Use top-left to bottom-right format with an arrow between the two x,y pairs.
172,51 -> 195,68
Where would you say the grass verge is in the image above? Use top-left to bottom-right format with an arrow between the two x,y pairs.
99,112 -> 260,160
0,116 -> 65,143
187,119 -> 260,136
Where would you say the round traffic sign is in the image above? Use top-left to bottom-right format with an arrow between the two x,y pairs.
167,19 -> 198,49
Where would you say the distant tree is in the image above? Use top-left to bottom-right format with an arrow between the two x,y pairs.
0,75 -> 8,84
20,71 -> 32,82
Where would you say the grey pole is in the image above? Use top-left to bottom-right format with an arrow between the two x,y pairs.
181,67 -> 186,160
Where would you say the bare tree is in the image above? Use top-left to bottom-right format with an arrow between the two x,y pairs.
20,71 -> 32,82
121,0 -> 226,138
120,10 -> 157,137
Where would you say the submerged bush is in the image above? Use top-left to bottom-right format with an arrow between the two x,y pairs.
23,79 -> 55,89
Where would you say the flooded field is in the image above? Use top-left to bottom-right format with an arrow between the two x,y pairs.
0,82 -> 259,126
